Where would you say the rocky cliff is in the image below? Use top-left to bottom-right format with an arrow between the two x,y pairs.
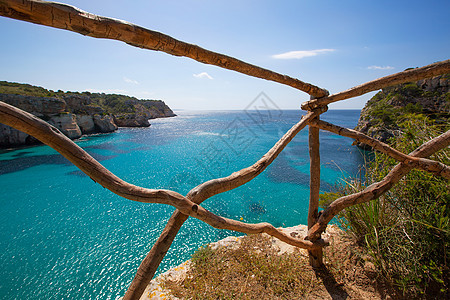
354,73 -> 449,149
0,81 -> 176,148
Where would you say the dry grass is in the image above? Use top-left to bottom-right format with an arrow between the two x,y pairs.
161,232 -> 398,299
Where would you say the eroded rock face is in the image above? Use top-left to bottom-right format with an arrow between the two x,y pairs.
93,115 -> 118,132
0,94 -> 66,116
0,123 -> 37,147
0,90 -> 175,148
354,73 -> 449,149
0,94 -> 109,147
0,95 -> 74,146
63,94 -> 91,113
76,115 -> 96,134
113,114 -> 150,127
48,113 -> 82,139
142,101 -> 176,119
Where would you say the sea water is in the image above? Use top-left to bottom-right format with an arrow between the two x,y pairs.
0,109 -> 365,299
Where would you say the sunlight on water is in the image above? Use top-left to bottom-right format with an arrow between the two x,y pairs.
0,110 -> 364,299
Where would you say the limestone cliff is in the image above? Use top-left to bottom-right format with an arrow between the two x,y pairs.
110,96 -> 176,127
0,81 -> 176,148
354,73 -> 449,149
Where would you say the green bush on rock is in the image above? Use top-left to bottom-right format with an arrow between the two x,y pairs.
320,114 -> 449,297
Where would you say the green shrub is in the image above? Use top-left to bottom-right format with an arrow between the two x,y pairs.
401,83 -> 423,97
404,103 -> 422,114
320,114 -> 449,297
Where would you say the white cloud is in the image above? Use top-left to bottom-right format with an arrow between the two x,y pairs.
272,49 -> 335,59
367,65 -> 394,70
193,72 -> 213,80
123,77 -> 139,84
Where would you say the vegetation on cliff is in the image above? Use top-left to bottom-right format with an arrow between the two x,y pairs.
321,75 -> 449,298
0,80 -> 175,118
0,81 -> 176,147
354,73 -> 449,148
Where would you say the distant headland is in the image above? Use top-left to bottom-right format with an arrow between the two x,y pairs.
0,81 -> 176,148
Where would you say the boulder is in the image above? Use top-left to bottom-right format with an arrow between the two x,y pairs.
113,114 -> 150,127
93,114 -> 118,133
49,113 -> 82,139
76,115 -> 96,134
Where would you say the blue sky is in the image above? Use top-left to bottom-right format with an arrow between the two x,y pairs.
0,0 -> 449,110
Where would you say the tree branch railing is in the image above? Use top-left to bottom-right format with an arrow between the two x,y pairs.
0,1 -> 448,300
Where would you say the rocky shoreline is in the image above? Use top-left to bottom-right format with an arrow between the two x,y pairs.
0,91 -> 175,148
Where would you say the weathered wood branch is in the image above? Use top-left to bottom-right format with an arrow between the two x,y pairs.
309,119 -> 450,179
307,119 -> 323,267
0,0 -> 329,98
307,130 -> 450,240
123,210 -> 189,300
2,2 -> 447,298
308,123 -> 321,229
125,209 -> 329,300
301,60 -> 450,110
124,107 -> 328,299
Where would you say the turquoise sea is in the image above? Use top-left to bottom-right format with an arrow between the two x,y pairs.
0,109 -> 365,299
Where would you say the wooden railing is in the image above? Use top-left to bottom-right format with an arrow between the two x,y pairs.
0,1 -> 449,299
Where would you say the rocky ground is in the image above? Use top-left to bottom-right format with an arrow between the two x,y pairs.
135,225 -> 397,300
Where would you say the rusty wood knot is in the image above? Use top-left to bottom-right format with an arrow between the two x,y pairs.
191,204 -> 198,213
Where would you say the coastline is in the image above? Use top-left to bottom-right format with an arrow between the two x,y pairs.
0,114 -> 177,151
0,82 -> 177,148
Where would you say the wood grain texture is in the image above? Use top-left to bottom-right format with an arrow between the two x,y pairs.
307,120 -> 323,267
123,210 -> 189,300
0,2 -> 447,299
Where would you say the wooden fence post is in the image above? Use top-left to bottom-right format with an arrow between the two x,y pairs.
308,116 -> 323,267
